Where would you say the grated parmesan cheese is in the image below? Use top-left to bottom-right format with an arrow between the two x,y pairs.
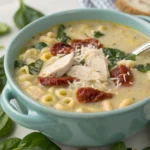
123,74 -> 127,82
73,44 -> 103,65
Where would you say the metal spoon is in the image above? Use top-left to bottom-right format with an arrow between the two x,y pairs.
132,41 -> 150,55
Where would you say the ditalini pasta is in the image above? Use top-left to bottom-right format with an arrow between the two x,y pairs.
15,20 -> 150,112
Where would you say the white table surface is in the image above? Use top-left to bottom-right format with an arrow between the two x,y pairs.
0,0 -> 150,149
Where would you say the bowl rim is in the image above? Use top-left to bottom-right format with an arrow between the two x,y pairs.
4,8 -> 150,118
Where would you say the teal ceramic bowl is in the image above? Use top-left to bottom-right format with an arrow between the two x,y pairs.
1,9 -> 150,147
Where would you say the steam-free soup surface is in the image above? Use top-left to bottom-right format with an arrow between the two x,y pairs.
15,20 -> 150,112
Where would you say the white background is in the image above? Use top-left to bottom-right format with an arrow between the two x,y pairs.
0,0 -> 150,149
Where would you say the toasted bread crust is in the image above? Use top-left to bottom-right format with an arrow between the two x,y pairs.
116,0 -> 150,16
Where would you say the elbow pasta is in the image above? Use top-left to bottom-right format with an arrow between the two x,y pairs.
119,98 -> 134,108
147,71 -> 150,81
54,97 -> 75,111
40,52 -> 52,62
25,58 -> 36,65
55,88 -> 68,98
40,94 -> 57,105
18,81 -> 32,88
117,60 -> 135,68
39,36 -> 57,46
39,47 -> 50,56
61,97 -> 75,108
17,74 -> 34,82
102,100 -> 113,111
15,20 -> 150,112
17,66 -> 30,75
26,86 -> 45,100
19,48 -> 38,61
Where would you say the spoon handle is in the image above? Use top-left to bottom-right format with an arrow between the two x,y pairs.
132,41 -> 150,55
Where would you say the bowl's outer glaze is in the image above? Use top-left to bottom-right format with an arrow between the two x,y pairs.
1,9 -> 150,146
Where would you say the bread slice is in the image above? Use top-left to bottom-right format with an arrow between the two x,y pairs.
116,0 -> 150,16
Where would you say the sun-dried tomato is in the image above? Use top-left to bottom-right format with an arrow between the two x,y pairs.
71,38 -> 103,49
76,87 -> 113,103
110,65 -> 133,86
39,76 -> 77,86
50,42 -> 73,56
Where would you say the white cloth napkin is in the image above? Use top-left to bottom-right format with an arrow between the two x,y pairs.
79,0 -> 117,9
79,0 -> 150,23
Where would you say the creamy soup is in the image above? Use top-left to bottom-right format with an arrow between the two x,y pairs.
15,20 -> 150,112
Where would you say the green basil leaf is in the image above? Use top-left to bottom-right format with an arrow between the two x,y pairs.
0,138 -> 21,150
15,132 -> 61,150
0,56 -> 6,93
94,31 -> 104,38
0,106 -> 13,137
80,59 -> 85,65
125,54 -> 136,61
16,147 -> 44,150
57,24 -> 65,39
14,0 -> 44,29
0,106 -> 5,117
136,64 -> 150,72
103,48 -> 136,69
32,42 -> 47,51
0,23 -> 10,36
15,60 -> 25,68
56,24 -> 71,43
110,141 -> 127,150
143,147 -> 150,150
28,59 -> 43,75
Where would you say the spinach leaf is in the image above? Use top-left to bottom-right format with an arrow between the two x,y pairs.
15,60 -> 25,68
0,56 -> 6,93
94,31 -> 104,38
103,48 -> 136,69
110,141 -> 126,150
28,59 -> 43,75
56,24 -> 71,43
0,106 -> 13,137
32,42 -> 47,51
14,132 -> 61,150
0,23 -> 10,36
16,147 -> 44,150
143,147 -> 150,150
136,64 -> 150,72
14,0 -> 44,29
0,138 -> 21,150
80,59 -> 85,65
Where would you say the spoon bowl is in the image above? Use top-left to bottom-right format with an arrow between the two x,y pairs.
132,41 -> 150,55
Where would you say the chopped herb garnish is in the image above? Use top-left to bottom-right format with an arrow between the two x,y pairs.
136,63 -> 150,72
143,147 -> 150,150
80,59 -> 85,65
56,24 -> 71,43
15,60 -> 25,68
0,22 -> 10,36
14,0 -> 44,29
110,141 -> 126,150
0,56 -> 6,93
94,31 -> 104,38
32,42 -> 47,50
28,59 -> 43,75
103,48 -> 136,69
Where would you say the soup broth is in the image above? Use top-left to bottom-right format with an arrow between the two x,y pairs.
15,20 -> 150,112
